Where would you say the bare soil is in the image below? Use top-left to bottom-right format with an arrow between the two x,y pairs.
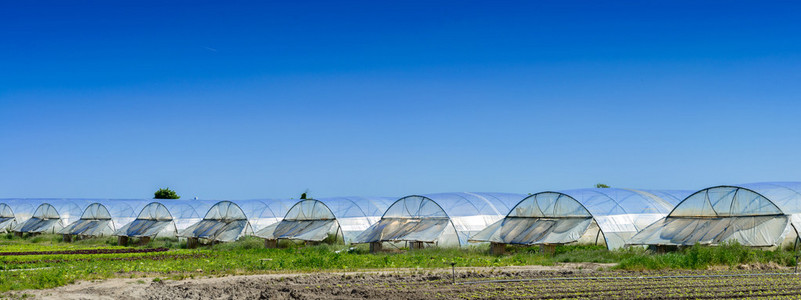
8,263 -> 801,300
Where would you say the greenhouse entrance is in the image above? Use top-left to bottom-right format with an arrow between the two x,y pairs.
628,182 -> 801,249
354,193 -> 525,252
470,189 -> 689,253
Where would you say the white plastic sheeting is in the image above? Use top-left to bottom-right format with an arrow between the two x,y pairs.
0,203 -> 16,231
59,200 -> 150,237
354,193 -> 526,247
232,199 -> 294,232
470,188 -> 691,249
179,201 -> 252,242
628,182 -> 801,247
12,200 -> 91,234
0,199 -> 38,228
59,203 -> 115,236
115,200 -> 214,238
256,197 -> 395,243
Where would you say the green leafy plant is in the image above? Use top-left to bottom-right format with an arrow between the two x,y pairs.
153,188 -> 180,199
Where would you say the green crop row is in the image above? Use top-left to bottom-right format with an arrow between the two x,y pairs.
0,234 -> 799,293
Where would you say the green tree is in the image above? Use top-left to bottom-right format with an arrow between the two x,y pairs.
154,187 -> 180,199
595,183 -> 610,188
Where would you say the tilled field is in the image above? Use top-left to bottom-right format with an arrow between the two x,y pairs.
0,248 -> 169,256
11,264 -> 801,299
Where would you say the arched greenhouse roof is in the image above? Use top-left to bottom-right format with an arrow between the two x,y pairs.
231,199 -> 295,231
13,202 -> 73,233
60,203 -> 116,236
150,200 -> 215,230
114,200 -> 215,238
86,199 -> 150,226
0,199 -> 37,224
179,201 -> 252,242
57,200 -> 151,236
629,182 -> 801,247
354,192 -> 526,247
7,199 -> 92,227
256,196 -> 395,243
0,203 -> 16,231
470,188 -> 692,249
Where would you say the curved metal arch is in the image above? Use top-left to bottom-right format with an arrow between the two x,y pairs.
0,199 -> 36,222
348,196 -> 395,216
461,192 -> 505,216
0,203 -> 14,218
380,195 -> 460,244
33,203 -> 62,220
138,201 -> 176,220
283,199 -> 337,221
507,191 -> 600,244
507,191 -> 593,218
315,197 -> 368,220
582,189 -> 631,215
242,199 -> 286,220
203,200 -> 250,221
95,200 -> 141,218
80,202 -> 113,220
382,195 -> 453,219
276,198 -> 344,242
749,182 -> 801,213
666,185 -> 784,217
630,189 -> 684,209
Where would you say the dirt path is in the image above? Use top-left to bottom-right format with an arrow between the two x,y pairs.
7,263 -> 799,299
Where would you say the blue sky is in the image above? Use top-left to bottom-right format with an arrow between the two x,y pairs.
1,1 -> 800,199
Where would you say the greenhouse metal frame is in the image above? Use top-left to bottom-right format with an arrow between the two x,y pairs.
628,182 -> 801,248
0,203 -> 17,232
11,199 -> 91,234
114,200 -> 215,239
354,192 -> 526,250
178,200 -> 253,244
256,196 -> 395,245
469,188 -> 691,251
60,200 -> 150,237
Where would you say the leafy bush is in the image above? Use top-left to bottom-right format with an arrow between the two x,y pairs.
616,242 -> 797,270
153,188 -> 180,199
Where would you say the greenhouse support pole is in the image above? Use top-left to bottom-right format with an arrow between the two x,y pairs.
794,235 -> 799,274
490,242 -> 506,255
187,237 -> 199,249
369,242 -> 382,253
450,262 -> 457,284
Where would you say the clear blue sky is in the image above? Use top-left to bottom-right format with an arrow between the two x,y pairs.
2,1 -> 800,199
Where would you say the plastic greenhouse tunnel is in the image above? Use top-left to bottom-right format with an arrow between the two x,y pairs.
115,200 -> 214,241
11,200 -> 91,234
468,188 -> 691,253
231,199 -> 295,233
628,182 -> 801,248
256,197 -> 395,247
0,203 -> 17,232
353,192 -> 525,252
59,200 -> 150,238
178,201 -> 252,247
0,199 -> 38,230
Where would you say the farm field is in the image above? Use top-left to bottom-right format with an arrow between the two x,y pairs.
1,234 -> 800,299
8,266 -> 801,299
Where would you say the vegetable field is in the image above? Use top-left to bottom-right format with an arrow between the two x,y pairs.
1,233 -> 800,298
